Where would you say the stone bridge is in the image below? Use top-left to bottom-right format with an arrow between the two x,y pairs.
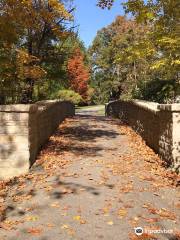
0,103 -> 180,240
0,100 -> 179,179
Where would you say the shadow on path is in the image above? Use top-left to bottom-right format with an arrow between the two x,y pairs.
2,177 -> 101,221
44,115 -> 121,157
1,108 -> 180,240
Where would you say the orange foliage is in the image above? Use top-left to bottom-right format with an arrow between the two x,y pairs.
67,48 -> 89,100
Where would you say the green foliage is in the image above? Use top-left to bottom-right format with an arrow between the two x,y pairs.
0,0 -> 75,104
95,0 -> 180,103
0,46 -> 17,104
89,16 -> 148,103
133,79 -> 178,103
55,90 -> 83,105
0,25 -> 92,105
31,35 -> 91,104
90,8 -> 179,103
123,0 -> 180,82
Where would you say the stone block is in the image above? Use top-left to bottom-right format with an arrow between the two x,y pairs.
106,100 -> 180,172
0,100 -> 75,179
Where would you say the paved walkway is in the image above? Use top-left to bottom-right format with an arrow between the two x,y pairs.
0,107 -> 180,240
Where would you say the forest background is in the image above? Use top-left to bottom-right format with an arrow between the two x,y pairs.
0,0 -> 179,105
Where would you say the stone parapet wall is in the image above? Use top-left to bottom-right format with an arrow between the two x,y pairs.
106,100 -> 180,172
0,100 -> 75,179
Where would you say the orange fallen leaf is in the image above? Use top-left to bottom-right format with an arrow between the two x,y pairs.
144,217 -> 159,223
0,222 -> 13,230
175,203 -> 180,209
46,223 -> 55,228
129,232 -> 158,240
27,227 -> 42,235
80,220 -> 86,224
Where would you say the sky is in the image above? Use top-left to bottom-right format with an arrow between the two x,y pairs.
73,0 -> 124,48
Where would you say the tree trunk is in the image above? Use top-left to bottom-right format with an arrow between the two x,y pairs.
20,78 -> 34,104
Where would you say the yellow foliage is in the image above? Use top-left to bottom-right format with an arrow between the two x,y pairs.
150,59 -> 168,70
172,60 -> 180,66
16,50 -> 46,80
0,0 -> 72,44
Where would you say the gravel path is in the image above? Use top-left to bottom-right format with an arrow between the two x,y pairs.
0,107 -> 180,240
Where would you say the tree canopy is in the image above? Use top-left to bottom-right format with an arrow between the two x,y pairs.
91,0 -> 180,103
0,0 -> 179,105
0,0 -> 80,104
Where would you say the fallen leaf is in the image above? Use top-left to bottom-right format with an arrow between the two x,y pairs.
61,224 -> 69,229
27,227 -> 42,235
46,223 -> 55,228
107,221 -> 114,225
118,208 -> 127,218
0,222 -> 13,230
26,215 -> 38,222
80,220 -> 86,224
67,228 -> 76,236
175,203 -> 180,209
50,202 -> 60,208
144,217 -> 159,223
129,232 -> 158,240
73,215 -> 81,221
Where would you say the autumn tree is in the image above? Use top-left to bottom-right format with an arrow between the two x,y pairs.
67,48 -> 90,100
97,0 -> 180,102
124,0 -> 180,84
89,16 -> 149,103
39,34 -> 90,101
0,0 -> 74,104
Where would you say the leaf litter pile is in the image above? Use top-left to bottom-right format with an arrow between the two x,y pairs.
0,116 -> 179,239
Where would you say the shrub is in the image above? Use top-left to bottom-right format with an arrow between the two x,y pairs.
57,90 -> 83,105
